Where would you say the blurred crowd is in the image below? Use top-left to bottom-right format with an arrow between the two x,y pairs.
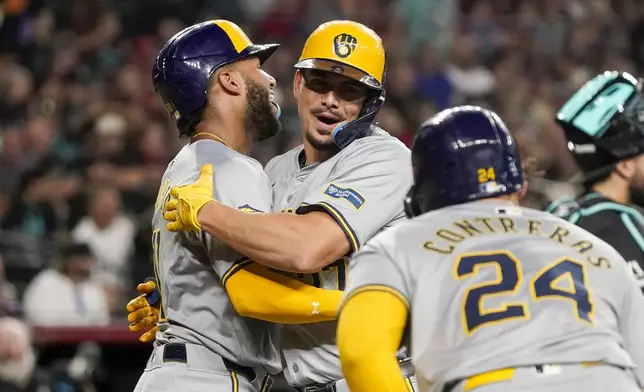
0,0 -> 643,389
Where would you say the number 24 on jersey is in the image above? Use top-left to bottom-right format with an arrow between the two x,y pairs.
455,250 -> 594,336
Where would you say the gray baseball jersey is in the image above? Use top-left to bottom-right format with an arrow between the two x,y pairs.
343,201 -> 644,392
152,139 -> 281,374
264,128 -> 413,386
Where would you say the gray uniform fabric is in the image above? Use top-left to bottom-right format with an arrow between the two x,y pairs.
136,140 -> 281,392
446,364 -> 640,392
134,344 -> 273,392
344,201 -> 644,392
265,129 -> 415,388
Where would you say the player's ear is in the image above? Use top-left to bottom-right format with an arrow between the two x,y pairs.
293,70 -> 303,99
217,67 -> 243,96
615,159 -> 635,180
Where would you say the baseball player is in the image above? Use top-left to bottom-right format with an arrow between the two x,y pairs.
337,105 -> 644,392
134,20 -> 348,392
546,71 -> 644,292
157,20 -> 417,392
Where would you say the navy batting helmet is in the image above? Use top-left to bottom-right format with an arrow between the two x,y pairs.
404,106 -> 524,218
153,20 -> 279,135
556,71 -> 644,184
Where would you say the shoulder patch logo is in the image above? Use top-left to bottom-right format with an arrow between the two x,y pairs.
323,183 -> 365,209
238,204 -> 264,213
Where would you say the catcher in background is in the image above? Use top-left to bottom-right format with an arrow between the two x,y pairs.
546,71 -> 644,292
337,106 -> 644,392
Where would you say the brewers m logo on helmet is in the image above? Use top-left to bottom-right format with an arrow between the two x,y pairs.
333,33 -> 357,58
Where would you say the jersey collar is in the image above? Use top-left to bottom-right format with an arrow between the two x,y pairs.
298,149 -> 306,168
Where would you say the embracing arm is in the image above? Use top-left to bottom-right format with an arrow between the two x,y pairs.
198,203 -> 350,273
224,261 -> 343,323
164,161 -> 349,273
209,139 -> 412,273
168,140 -> 410,273
125,266 -> 343,342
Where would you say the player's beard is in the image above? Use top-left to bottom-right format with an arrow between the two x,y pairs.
243,77 -> 281,142
627,165 -> 644,207
629,183 -> 644,208
304,129 -> 340,152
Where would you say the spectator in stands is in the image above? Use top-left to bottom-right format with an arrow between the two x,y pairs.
71,185 -> 135,285
22,243 -> 110,327
1,114 -> 83,238
71,185 -> 132,316
0,63 -> 32,125
0,317 -> 41,392
445,34 -> 496,102
0,127 -> 25,221
0,255 -> 19,317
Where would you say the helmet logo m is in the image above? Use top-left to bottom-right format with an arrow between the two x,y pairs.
333,33 -> 358,58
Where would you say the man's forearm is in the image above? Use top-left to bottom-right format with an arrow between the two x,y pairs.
198,201 -> 338,272
226,263 -> 342,324
338,290 -> 409,392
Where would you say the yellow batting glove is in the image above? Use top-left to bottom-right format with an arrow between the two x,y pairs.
164,164 -> 215,232
126,280 -> 160,343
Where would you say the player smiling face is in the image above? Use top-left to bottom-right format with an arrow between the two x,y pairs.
294,69 -> 369,150
206,56 -> 282,142
239,57 -> 282,142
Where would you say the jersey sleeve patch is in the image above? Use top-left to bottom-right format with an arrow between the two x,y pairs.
323,183 -> 366,210
237,204 -> 264,213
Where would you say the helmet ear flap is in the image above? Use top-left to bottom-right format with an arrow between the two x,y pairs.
404,185 -> 422,218
331,89 -> 385,149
